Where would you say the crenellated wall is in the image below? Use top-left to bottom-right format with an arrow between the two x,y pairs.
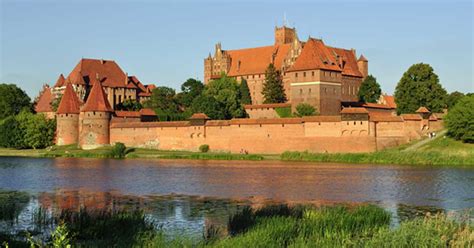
108,116 -> 443,154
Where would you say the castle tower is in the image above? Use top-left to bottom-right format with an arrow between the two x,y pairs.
56,83 -> 81,146
357,55 -> 368,79
275,26 -> 297,45
79,81 -> 113,150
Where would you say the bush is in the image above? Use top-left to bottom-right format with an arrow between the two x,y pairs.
295,103 -> 317,117
199,144 -> 210,153
110,142 -> 127,158
275,107 -> 292,118
445,95 -> 474,143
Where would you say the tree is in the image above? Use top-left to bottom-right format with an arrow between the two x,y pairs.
446,91 -> 465,109
394,63 -> 447,114
262,64 -> 287,103
204,74 -> 245,119
358,75 -> 381,103
0,116 -> 22,148
176,78 -> 204,108
116,99 -> 143,111
445,95 -> 474,143
0,84 -> 32,119
191,94 -> 226,120
239,78 -> 252,105
294,103 -> 318,117
144,86 -> 179,114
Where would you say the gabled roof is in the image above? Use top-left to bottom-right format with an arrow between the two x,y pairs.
53,74 -> 66,88
66,58 -> 136,89
329,47 -> 363,77
381,94 -> 397,109
287,38 -> 342,73
226,44 -> 291,76
57,83 -> 81,114
415,107 -> 430,113
35,86 -> 53,113
81,81 -> 113,112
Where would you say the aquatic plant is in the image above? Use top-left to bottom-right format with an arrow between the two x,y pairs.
0,190 -> 29,222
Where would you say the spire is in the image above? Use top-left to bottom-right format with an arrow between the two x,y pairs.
358,54 -> 368,62
57,83 -> 81,114
81,81 -> 113,112
54,74 -> 66,88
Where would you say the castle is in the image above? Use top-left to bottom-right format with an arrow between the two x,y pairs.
36,26 -> 444,153
204,26 -> 367,115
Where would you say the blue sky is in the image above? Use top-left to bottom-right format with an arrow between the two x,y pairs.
1,0 -> 472,98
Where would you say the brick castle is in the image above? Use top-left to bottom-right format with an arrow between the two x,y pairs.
34,26 -> 444,153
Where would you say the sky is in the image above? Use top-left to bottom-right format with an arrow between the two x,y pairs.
1,0 -> 473,98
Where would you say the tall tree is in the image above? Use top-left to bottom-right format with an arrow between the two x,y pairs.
394,63 -> 447,114
239,78 -> 252,105
144,86 -> 179,114
358,75 -> 381,103
446,91 -> 465,109
445,95 -> 474,143
262,64 -> 287,103
191,94 -> 226,120
116,99 -> 143,111
0,84 -> 32,119
204,74 -> 245,119
176,78 -> 204,108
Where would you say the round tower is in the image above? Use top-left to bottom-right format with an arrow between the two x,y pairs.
56,83 -> 81,146
79,81 -> 113,150
357,55 -> 368,79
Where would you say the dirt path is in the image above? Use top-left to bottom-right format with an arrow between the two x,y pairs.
404,130 -> 447,151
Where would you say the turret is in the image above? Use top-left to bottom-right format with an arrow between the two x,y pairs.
275,26 -> 297,45
79,81 -> 113,149
357,55 -> 368,79
56,83 -> 81,145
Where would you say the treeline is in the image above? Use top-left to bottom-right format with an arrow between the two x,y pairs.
0,84 -> 56,149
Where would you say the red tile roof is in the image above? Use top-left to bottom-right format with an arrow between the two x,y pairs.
230,118 -> 303,125
362,102 -> 393,109
66,58 -> 135,89
329,47 -> 363,77
139,108 -> 156,116
244,103 -> 291,109
302,116 -> 342,122
381,95 -> 397,109
415,107 -> 430,113
111,121 -> 190,128
358,55 -> 368,62
369,112 -> 403,122
288,38 -> 342,73
81,81 -> 113,112
190,113 -> 210,120
53,74 -> 66,88
340,107 -> 369,114
57,83 -> 81,114
114,111 -> 140,118
35,86 -> 54,113
226,44 -> 291,76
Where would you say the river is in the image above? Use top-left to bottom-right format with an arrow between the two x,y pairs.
0,157 -> 473,238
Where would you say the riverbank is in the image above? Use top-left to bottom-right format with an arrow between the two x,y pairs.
0,136 -> 472,166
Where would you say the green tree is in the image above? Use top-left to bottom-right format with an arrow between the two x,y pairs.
358,75 -> 381,103
191,94 -> 226,120
394,63 -> 447,114
0,84 -> 32,119
445,95 -> 474,143
116,99 -> 143,111
294,103 -> 318,117
176,78 -> 204,108
262,64 -> 287,103
144,86 -> 180,115
239,78 -> 252,105
0,116 -> 22,148
446,91 -> 465,109
204,74 -> 245,119
19,111 -> 56,149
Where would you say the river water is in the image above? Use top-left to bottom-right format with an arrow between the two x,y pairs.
0,157 -> 473,237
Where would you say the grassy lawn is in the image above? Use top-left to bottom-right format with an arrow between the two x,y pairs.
0,135 -> 472,166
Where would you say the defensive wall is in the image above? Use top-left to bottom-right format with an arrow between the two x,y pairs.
109,112 -> 444,154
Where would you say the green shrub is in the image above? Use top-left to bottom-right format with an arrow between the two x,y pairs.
110,142 -> 127,158
199,144 -> 210,153
295,103 -> 317,117
445,95 -> 474,143
275,107 -> 292,118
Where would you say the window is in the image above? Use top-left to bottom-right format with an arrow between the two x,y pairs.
324,88 -> 327,94
300,89 -> 303,95
295,73 -> 298,78
333,88 -> 336,94
308,88 -> 311,94
312,71 -> 315,76
303,72 -> 306,77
